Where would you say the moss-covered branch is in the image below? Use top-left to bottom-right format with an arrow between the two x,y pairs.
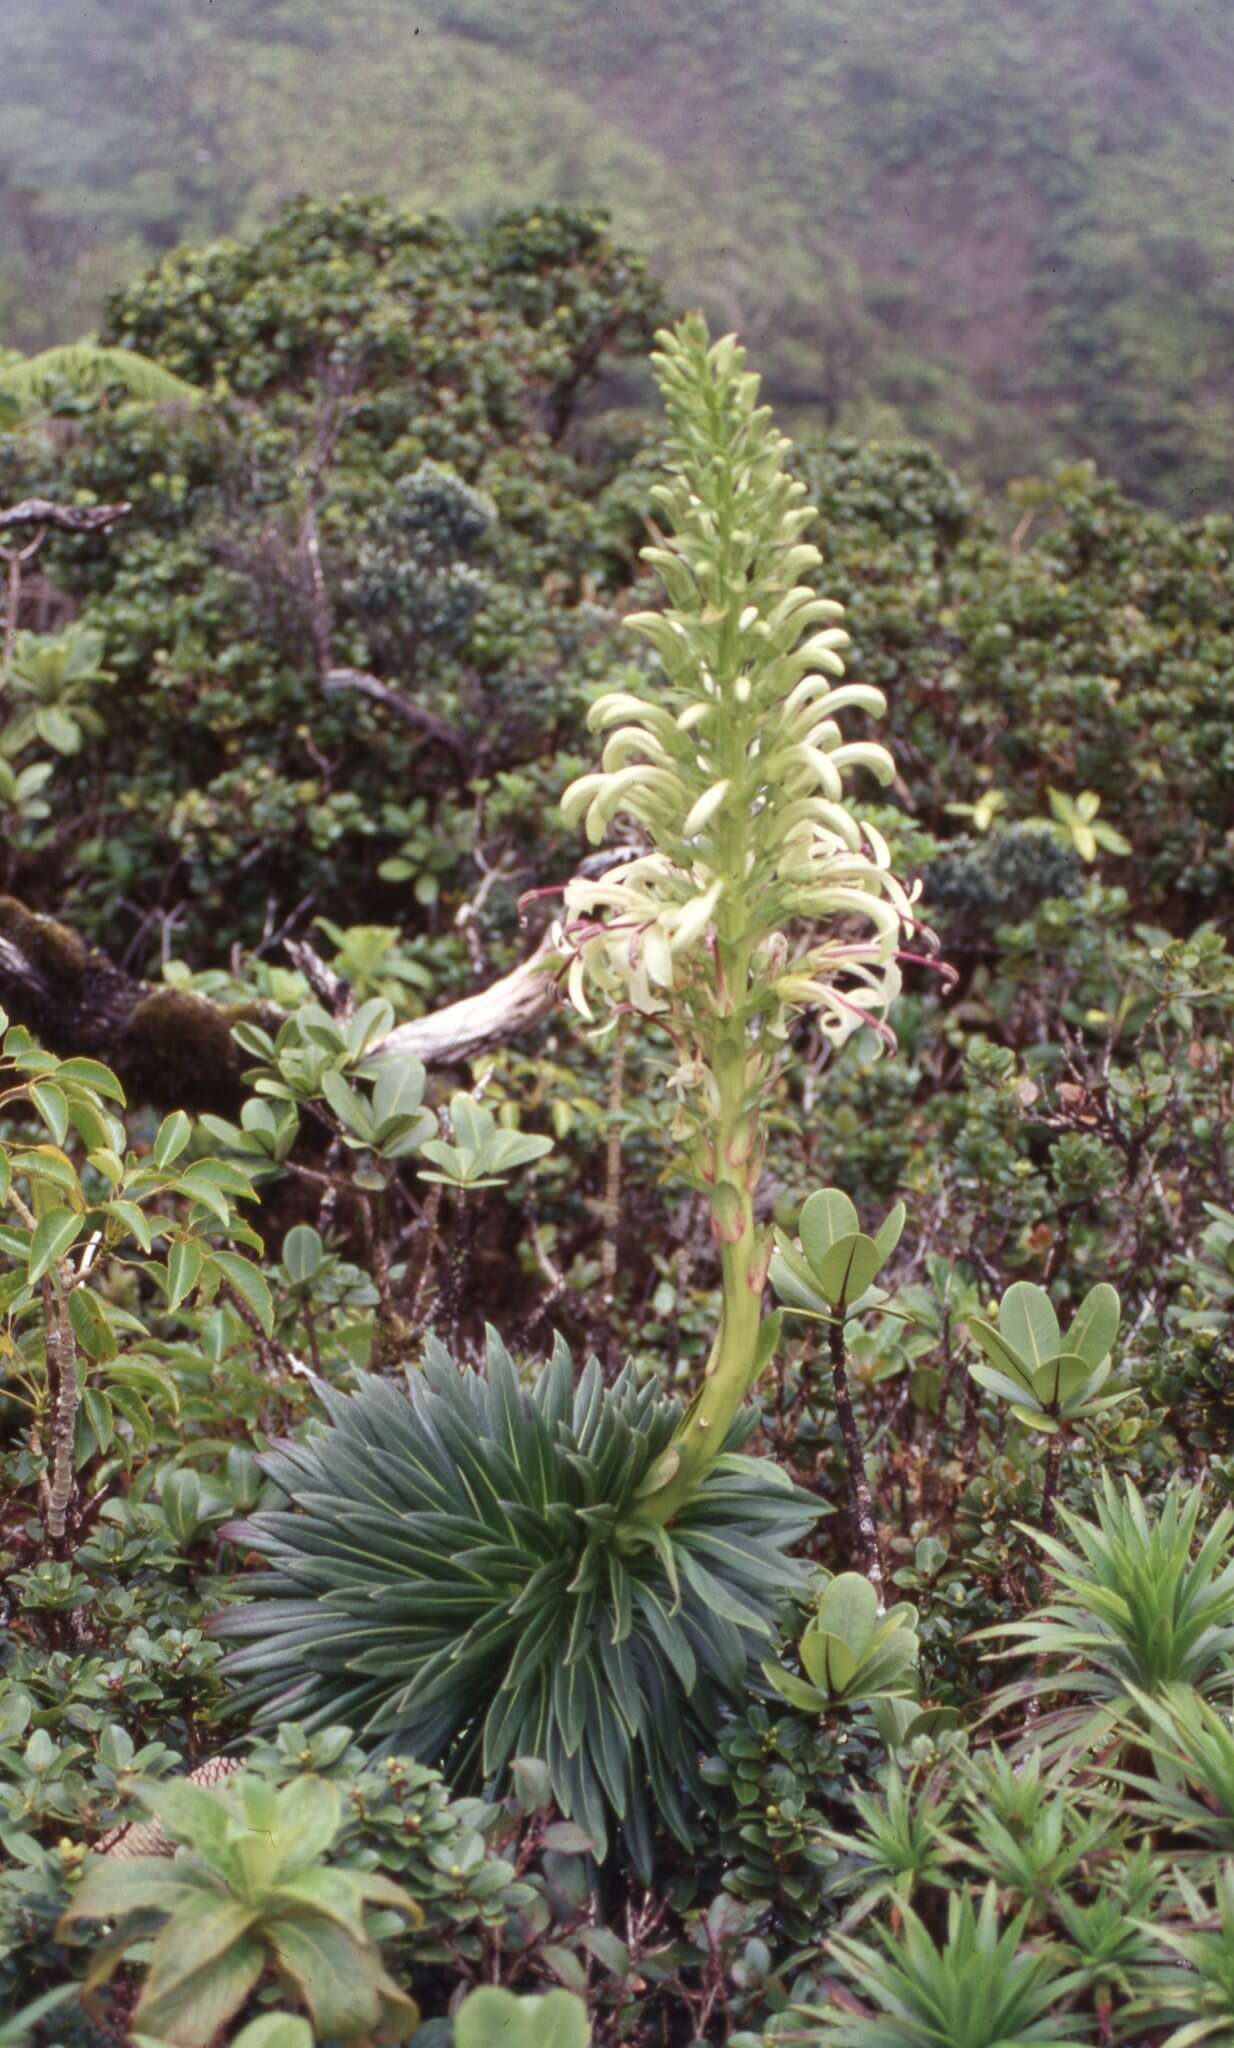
0,895 -> 561,1112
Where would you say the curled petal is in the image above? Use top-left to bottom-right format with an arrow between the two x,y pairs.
560,772 -> 607,829
566,953 -> 594,1022
681,779 -> 732,837
670,880 -> 725,952
587,692 -> 675,733
601,726 -> 675,771
782,675 -> 885,721
829,741 -> 896,787
799,747 -> 844,800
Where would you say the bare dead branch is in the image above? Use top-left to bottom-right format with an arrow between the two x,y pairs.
0,498 -> 131,534
0,894 -> 564,1107
282,936 -> 356,1022
377,931 -> 559,1066
322,667 -> 468,760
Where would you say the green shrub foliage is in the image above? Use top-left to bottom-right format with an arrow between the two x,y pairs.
6,191 -> 1234,2048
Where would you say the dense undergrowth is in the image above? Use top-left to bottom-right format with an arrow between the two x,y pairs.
2,206 -> 1234,2045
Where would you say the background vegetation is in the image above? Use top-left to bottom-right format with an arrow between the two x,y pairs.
4,0 -> 1234,507
1,39 -> 1234,2046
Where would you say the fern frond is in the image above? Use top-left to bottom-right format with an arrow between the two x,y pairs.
0,343 -> 200,412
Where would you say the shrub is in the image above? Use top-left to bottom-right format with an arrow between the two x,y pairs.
59,1771 -> 422,2044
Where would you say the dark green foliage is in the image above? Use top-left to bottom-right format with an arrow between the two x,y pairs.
216,1332 -> 818,1872
924,828 -> 1083,940
341,462 -> 496,665
697,1702 -> 876,1943
0,197 -> 661,958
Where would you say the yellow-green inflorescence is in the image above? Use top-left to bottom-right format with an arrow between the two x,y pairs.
556,314 -> 921,1524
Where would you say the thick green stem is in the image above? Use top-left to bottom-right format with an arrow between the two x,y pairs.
637,1019 -> 768,1526
642,1222 -> 765,1525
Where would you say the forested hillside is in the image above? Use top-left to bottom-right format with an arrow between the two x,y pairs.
4,203 -> 1234,2039
4,0 -> 1234,507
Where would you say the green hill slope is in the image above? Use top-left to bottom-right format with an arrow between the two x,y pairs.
3,0 -> 1234,506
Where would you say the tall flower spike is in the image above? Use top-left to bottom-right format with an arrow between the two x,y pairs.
556,314 -> 923,1522
557,315 -> 918,1060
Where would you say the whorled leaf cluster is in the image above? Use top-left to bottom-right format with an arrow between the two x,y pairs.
216,1333 -> 817,1871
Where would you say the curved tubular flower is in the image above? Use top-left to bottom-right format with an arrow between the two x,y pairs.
555,315 -> 923,1522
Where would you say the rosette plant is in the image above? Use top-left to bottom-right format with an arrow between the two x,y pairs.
220,1335 -> 816,1872
218,315 -> 920,1861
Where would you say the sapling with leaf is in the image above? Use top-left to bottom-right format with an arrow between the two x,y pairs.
214,1002 -> 551,1343
1037,787 -> 1131,863
0,623 -> 112,757
224,998 -> 436,1170
136,2018 -> 315,2048
0,1004 -> 267,1550
312,919 -> 435,1006
271,1222 -> 378,1374
212,999 -> 436,1337
1180,1199 -> 1234,1335
418,1090 -> 554,1342
417,1091 -> 555,1192
0,756 -> 53,854
944,786 -> 1008,834
965,1279 -> 1127,1530
765,1571 -> 919,1714
453,1985 -> 590,2048
770,1187 -> 906,1588
58,1770 -> 422,2045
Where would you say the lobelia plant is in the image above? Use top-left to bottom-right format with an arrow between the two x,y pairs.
555,311 -> 922,1522
219,1333 -> 817,1872
217,314 -> 923,1860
